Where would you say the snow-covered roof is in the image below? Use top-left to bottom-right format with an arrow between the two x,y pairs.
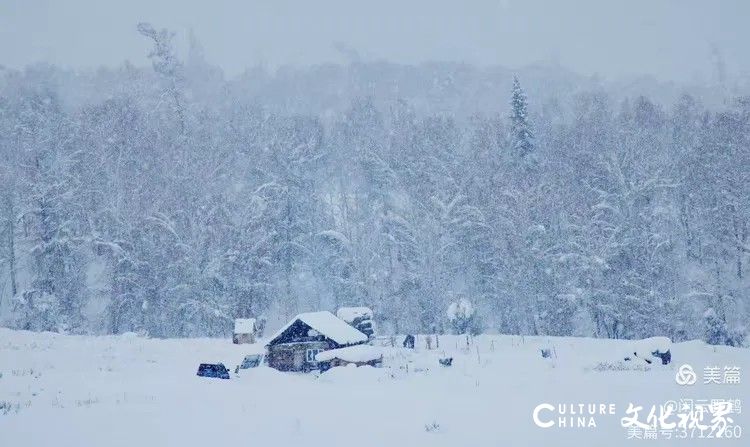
336,306 -> 373,323
234,318 -> 256,334
268,311 -> 368,346
316,344 -> 383,363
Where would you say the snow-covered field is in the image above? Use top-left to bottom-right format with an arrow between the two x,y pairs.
1,328 -> 748,446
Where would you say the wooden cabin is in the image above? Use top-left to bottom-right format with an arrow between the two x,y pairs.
266,311 -> 368,372
233,318 -> 257,344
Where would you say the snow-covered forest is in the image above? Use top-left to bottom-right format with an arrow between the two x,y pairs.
0,24 -> 748,343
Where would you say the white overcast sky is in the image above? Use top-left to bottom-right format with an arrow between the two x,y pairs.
0,0 -> 746,82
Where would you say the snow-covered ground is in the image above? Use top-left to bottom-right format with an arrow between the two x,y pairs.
1,328 -> 748,446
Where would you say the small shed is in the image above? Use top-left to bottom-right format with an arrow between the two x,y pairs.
233,318 -> 257,344
266,311 -> 368,372
315,344 -> 383,368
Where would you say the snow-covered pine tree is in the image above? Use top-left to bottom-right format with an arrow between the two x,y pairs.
447,297 -> 483,335
509,76 -> 534,159
14,87 -> 88,332
136,22 -> 185,136
703,307 -> 730,345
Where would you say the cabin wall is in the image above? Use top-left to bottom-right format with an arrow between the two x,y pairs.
267,341 -> 331,372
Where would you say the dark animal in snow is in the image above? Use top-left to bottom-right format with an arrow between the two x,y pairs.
623,349 -> 671,366
652,349 -> 671,365
403,334 -> 415,349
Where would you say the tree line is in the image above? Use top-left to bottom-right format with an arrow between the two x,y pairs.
0,24 -> 747,344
